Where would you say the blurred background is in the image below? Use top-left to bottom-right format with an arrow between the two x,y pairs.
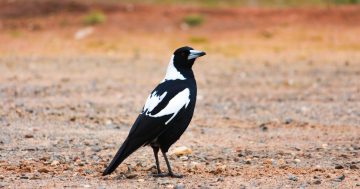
0,0 -> 359,57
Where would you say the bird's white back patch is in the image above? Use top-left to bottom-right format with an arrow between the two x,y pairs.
162,55 -> 186,82
151,88 -> 190,125
143,91 -> 167,114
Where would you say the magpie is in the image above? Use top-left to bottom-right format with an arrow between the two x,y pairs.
102,46 -> 206,178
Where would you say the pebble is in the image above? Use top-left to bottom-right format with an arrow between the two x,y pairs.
174,184 -> 185,189
51,160 -> 60,166
170,146 -> 192,156
284,118 -> 293,124
335,164 -> 344,169
245,158 -> 251,164
91,146 -> 101,152
259,123 -> 268,131
40,156 -> 50,161
179,156 -> 189,161
38,168 -> 50,173
288,175 -> 298,181
24,134 -> 34,138
313,180 -> 321,185
125,173 -> 137,179
333,174 -> 345,182
166,184 -> 174,188
0,175 -> 4,180
83,169 -> 93,175
350,164 -> 358,169
294,159 -> 301,163
19,175 -> 29,179
217,177 -> 224,182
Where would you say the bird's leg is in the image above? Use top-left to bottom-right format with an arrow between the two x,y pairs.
163,151 -> 183,178
152,147 -> 161,174
153,151 -> 183,178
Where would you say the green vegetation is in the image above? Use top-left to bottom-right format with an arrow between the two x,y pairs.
188,36 -> 208,44
9,30 -> 22,38
83,11 -> 106,26
183,14 -> 204,27
332,0 -> 360,4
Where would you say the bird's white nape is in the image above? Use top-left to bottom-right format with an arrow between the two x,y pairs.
162,55 -> 186,82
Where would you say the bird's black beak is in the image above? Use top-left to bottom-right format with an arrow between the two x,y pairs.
188,50 -> 206,60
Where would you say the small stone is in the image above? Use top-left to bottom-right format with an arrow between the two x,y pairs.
0,175 -> 4,180
83,169 -> 93,175
91,146 -> 101,152
39,156 -> 50,161
288,175 -> 298,181
24,134 -> 34,138
334,164 -> 344,169
170,146 -> 192,157
69,117 -> 76,122
294,159 -> 301,163
38,168 -> 50,173
217,177 -> 224,182
51,160 -> 60,166
137,179 -> 145,182
125,173 -> 137,179
179,156 -> 188,161
20,175 -> 29,179
356,183 -> 360,186
30,173 -> 41,180
174,184 -> 185,189
313,180 -> 321,185
333,174 -> 345,182
105,119 -> 113,125
245,158 -> 251,164
83,184 -> 91,188
350,164 -> 358,169
284,118 -> 293,124
259,123 -> 268,131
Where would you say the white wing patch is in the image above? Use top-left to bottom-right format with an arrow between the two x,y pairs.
150,88 -> 190,125
143,91 -> 167,113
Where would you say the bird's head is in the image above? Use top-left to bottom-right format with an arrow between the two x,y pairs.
172,46 -> 206,69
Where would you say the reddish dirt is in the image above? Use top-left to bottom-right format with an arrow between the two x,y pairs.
0,1 -> 359,188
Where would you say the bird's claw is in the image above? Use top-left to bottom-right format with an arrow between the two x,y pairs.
152,172 -> 183,178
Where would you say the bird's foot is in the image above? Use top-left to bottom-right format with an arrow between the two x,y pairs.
152,172 -> 183,178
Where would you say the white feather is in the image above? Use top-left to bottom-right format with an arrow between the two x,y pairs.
162,55 -> 186,82
143,91 -> 167,114
150,88 -> 190,125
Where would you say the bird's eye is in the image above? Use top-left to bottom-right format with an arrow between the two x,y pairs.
181,52 -> 186,57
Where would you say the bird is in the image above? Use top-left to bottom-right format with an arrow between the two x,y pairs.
102,46 -> 206,178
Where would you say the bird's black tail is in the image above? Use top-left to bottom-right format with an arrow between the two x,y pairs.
102,137 -> 144,176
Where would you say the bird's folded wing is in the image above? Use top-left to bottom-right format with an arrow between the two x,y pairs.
127,82 -> 191,141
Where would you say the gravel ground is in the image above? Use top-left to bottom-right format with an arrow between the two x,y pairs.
0,55 -> 359,188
